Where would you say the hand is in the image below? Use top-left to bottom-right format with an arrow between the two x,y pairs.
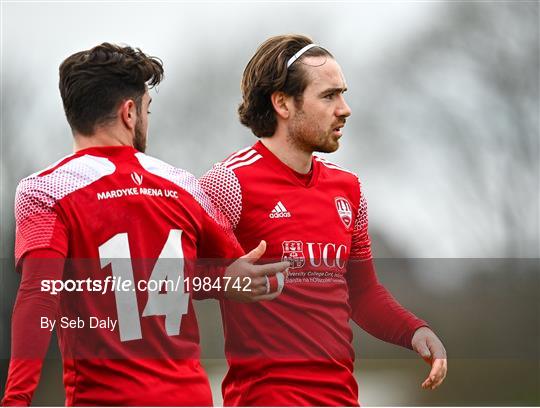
411,326 -> 447,390
224,240 -> 289,302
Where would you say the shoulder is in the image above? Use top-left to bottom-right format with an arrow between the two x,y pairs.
214,145 -> 263,176
314,156 -> 369,220
315,155 -> 362,188
200,145 -> 261,197
199,147 -> 259,229
16,153 -> 116,214
134,151 -> 225,224
134,151 -> 199,187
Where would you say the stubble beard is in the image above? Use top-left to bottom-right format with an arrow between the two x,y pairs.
133,116 -> 147,153
288,110 -> 339,154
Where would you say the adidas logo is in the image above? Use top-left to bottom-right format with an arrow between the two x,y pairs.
269,201 -> 291,219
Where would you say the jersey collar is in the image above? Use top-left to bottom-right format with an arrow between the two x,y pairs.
74,145 -> 139,158
252,141 -> 320,188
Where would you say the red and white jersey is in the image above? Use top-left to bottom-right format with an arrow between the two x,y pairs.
13,146 -> 240,406
200,141 -> 425,406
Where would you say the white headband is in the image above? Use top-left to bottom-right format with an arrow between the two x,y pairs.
286,44 -> 318,68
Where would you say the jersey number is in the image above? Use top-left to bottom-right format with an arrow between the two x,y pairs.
98,229 -> 188,342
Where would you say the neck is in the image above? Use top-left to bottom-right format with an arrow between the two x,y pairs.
73,126 -> 133,152
261,133 -> 312,174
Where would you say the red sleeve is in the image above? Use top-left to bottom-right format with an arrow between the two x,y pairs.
2,249 -> 65,406
347,181 -> 427,350
14,178 -> 69,268
192,196 -> 244,301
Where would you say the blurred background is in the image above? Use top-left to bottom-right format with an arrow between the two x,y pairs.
1,1 -> 538,405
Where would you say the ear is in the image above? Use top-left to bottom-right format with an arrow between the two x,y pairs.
270,91 -> 292,120
119,99 -> 137,130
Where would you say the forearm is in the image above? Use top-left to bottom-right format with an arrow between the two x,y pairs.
2,250 -> 64,406
348,259 -> 427,349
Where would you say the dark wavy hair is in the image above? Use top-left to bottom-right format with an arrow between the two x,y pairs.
238,34 -> 333,138
59,43 -> 164,135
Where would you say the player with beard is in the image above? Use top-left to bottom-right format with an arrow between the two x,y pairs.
2,43 -> 288,406
200,34 -> 447,406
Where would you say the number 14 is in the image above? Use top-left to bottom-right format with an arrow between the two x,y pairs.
98,229 -> 188,342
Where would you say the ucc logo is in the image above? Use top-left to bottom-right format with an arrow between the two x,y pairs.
281,240 -> 348,270
335,197 -> 352,229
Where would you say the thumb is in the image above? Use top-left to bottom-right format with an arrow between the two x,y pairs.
416,342 -> 432,363
241,240 -> 266,264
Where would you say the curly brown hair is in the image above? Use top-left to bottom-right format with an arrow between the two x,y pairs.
59,43 -> 164,136
238,34 -> 333,138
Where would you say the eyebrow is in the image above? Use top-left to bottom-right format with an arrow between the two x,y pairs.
319,87 -> 348,96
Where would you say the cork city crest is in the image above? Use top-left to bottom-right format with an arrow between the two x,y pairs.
335,197 -> 352,229
281,240 -> 306,269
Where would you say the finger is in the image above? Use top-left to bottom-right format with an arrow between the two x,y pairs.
248,284 -> 267,296
426,358 -> 446,390
247,276 -> 266,289
431,358 -> 448,389
247,276 -> 268,296
429,358 -> 446,378
421,356 -> 438,389
267,275 -> 277,293
240,240 -> 266,264
252,261 -> 290,276
253,285 -> 268,296
422,372 -> 436,390
276,271 -> 285,293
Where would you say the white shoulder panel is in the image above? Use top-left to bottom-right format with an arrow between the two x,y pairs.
14,155 -> 115,260
135,152 -> 223,224
16,154 -> 116,213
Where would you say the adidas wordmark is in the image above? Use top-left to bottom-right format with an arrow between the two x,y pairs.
269,201 -> 291,218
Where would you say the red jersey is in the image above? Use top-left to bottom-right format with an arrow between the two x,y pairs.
200,141 -> 427,406
4,146 -> 240,406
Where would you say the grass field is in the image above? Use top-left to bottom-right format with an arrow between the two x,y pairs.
4,357 -> 535,406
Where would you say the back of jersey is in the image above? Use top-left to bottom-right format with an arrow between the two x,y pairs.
15,146 -> 232,406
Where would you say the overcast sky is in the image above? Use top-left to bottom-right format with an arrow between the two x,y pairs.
1,2 -> 537,264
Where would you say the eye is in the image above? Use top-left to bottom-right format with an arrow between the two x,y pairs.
323,94 -> 334,100
147,111 -> 152,115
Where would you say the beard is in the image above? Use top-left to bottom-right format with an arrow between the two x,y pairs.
133,115 -> 147,153
287,109 -> 340,154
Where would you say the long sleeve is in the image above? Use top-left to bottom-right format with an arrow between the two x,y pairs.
192,202 -> 244,300
347,181 -> 427,350
194,163 -> 244,301
2,249 -> 65,406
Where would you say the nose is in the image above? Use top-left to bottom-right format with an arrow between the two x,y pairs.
336,94 -> 351,118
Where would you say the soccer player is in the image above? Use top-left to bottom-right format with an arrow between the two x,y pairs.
2,43 -> 288,406
200,34 -> 448,406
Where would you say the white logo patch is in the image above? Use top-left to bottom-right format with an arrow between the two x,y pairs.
335,197 -> 352,229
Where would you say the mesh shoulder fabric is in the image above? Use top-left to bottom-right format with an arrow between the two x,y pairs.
14,155 -> 115,261
351,179 -> 372,260
135,152 -> 233,231
199,163 -> 242,230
